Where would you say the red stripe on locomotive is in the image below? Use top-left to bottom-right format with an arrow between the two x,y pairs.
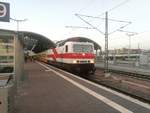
51,48 -> 58,61
47,53 -> 95,59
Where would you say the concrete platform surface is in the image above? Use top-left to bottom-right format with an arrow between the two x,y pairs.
15,62 -> 150,113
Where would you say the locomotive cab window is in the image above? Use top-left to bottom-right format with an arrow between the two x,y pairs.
73,44 -> 94,53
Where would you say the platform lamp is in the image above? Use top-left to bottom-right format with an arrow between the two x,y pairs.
10,17 -> 28,31
126,32 -> 138,63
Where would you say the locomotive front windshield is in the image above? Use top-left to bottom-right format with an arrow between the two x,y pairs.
73,44 -> 94,53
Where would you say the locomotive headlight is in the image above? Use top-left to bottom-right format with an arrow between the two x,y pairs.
73,60 -> 77,63
90,60 -> 94,63
82,53 -> 85,56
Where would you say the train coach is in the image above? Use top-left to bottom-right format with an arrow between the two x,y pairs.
36,37 -> 96,75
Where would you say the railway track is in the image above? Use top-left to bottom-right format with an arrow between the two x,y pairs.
97,67 -> 150,81
86,76 -> 150,104
84,68 -> 150,104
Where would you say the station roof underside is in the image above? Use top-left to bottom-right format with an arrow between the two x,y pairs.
19,31 -> 56,53
0,29 -> 101,53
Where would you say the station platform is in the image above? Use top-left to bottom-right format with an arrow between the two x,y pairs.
15,61 -> 150,113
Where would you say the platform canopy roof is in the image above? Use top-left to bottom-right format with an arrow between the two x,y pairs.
0,29 -> 56,53
56,37 -> 101,50
19,31 -> 56,53
0,29 -> 101,53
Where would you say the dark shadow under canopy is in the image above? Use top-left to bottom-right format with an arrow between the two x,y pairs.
19,31 -> 56,53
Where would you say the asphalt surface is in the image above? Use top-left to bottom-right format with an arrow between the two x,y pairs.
15,62 -> 150,113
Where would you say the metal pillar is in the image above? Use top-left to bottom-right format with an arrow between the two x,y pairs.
128,35 -> 131,62
104,12 -> 109,73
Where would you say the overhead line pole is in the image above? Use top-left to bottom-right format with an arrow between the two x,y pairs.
72,13 -> 131,74
10,18 -> 28,31
68,10 -> 131,75
117,30 -> 138,61
66,0 -> 130,75
118,30 -> 138,63
75,12 -> 109,73
105,12 -> 109,73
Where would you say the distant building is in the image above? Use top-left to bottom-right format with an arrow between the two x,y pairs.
139,50 -> 150,66
101,48 -> 143,62
108,48 -> 142,55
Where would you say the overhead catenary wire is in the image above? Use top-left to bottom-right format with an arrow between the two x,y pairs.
66,26 -> 94,29
98,0 -> 130,16
67,0 -> 131,35
118,30 -> 138,34
77,0 -> 96,13
107,0 -> 130,13
75,13 -> 131,23
75,13 -> 104,35
109,22 -> 132,35
73,0 -> 131,74
75,13 -> 132,35
75,0 -> 97,28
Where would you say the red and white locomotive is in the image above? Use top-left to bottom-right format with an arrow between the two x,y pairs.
37,37 -> 96,74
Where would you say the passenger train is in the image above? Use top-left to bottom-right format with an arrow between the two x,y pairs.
36,37 -> 96,75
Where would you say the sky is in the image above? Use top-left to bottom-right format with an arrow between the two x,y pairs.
0,0 -> 150,50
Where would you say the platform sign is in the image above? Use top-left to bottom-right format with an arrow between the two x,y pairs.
0,2 -> 10,22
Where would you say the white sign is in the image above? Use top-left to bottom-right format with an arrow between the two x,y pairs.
0,2 -> 10,22
0,3 -> 7,17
